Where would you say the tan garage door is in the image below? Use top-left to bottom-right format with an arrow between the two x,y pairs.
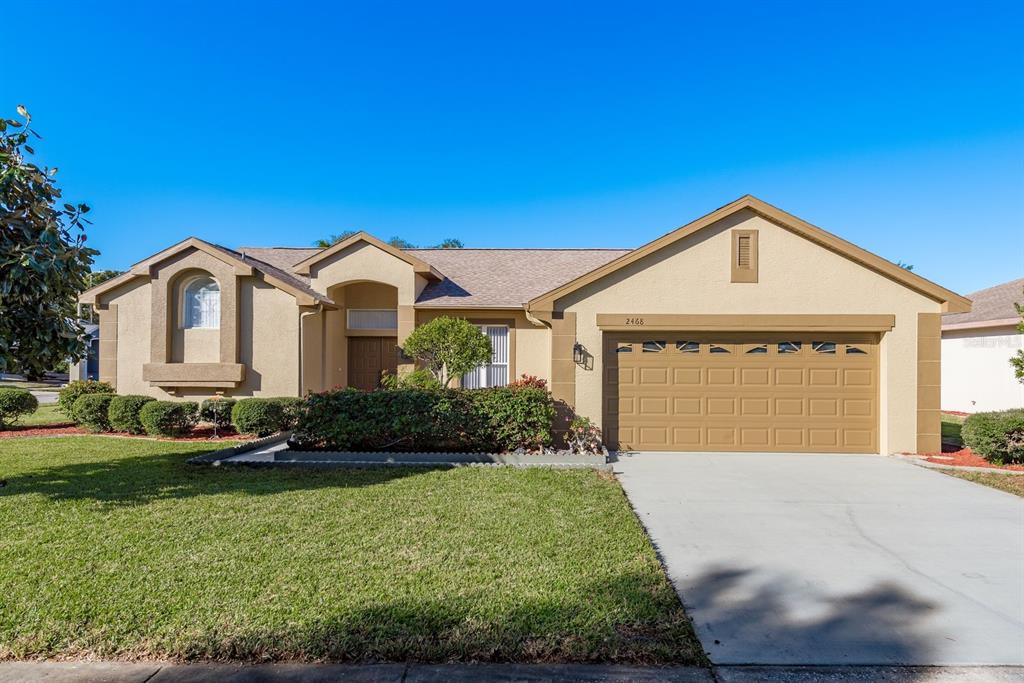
604,333 -> 878,453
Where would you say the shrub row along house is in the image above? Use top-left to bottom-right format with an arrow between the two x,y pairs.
77,196 -> 970,454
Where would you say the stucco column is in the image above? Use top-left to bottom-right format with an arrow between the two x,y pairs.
397,304 -> 416,374
917,313 -> 942,453
98,305 -> 118,389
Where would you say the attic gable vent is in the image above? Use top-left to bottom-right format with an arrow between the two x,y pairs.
730,229 -> 758,283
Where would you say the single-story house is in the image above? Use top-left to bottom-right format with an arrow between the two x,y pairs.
941,278 -> 1023,413
79,195 -> 970,454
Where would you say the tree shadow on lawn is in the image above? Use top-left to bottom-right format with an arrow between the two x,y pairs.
0,448 -> 436,506
130,570 -> 703,665
108,567 -> 937,666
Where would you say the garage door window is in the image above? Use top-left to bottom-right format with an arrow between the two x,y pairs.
778,341 -> 801,354
676,341 -> 700,353
710,344 -> 731,354
812,341 -> 837,354
846,345 -> 868,355
746,344 -> 768,354
642,340 -> 666,353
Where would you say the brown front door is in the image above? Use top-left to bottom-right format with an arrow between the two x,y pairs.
604,333 -> 878,453
348,336 -> 399,390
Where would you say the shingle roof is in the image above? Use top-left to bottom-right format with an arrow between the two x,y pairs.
410,249 -> 630,307
942,278 -> 1023,327
234,245 -> 630,308
222,246 -> 332,304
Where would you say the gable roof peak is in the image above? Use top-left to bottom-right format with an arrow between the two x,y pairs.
291,231 -> 442,280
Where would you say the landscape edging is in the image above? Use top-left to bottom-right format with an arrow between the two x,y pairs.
187,431 -> 293,464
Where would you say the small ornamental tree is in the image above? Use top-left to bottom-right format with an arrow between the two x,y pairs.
1011,287 -> 1024,384
1,105 -> 97,378
401,316 -> 492,387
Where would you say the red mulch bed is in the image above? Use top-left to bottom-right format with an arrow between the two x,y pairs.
0,424 -> 250,442
922,447 -> 1024,472
942,410 -> 972,417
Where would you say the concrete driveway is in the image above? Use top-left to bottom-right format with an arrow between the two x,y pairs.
615,452 -> 1024,666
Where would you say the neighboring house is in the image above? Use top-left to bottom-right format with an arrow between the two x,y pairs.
79,195 -> 970,455
941,278 -> 1024,413
68,323 -> 100,381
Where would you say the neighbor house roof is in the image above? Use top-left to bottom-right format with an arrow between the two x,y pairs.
942,278 -> 1023,330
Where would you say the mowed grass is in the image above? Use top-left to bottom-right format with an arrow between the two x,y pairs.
944,470 -> 1024,497
14,403 -> 69,427
0,437 -> 699,664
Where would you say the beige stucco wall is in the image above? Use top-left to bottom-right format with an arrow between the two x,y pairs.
556,209 -> 943,454
942,325 -> 1024,412
99,275 -> 300,399
309,242 -> 417,306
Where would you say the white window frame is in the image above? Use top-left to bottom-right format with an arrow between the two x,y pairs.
462,324 -> 509,388
181,275 -> 220,330
346,309 -> 398,330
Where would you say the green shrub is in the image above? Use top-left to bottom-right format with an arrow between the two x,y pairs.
380,368 -> 442,390
962,410 -> 1024,464
292,385 -> 555,452
73,394 -> 115,432
58,380 -> 114,419
231,398 -> 291,436
0,388 -> 38,428
470,386 -> 556,451
139,401 -> 198,437
200,398 -> 236,429
108,395 -> 155,434
268,397 -> 303,430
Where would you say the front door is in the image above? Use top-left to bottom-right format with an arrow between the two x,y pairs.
348,336 -> 398,390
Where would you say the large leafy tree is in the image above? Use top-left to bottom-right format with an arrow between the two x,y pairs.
1,105 -> 96,378
401,316 -> 492,387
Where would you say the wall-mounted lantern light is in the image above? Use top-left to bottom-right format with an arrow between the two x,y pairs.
573,342 -> 585,365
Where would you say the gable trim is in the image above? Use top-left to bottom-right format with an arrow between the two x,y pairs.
292,232 -> 443,280
526,195 -> 971,314
79,237 -> 332,308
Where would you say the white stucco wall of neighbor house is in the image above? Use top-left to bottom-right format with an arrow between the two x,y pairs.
941,325 -> 1024,412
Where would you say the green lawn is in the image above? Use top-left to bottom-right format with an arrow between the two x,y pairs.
0,437 -> 699,664
941,412 -> 965,448
944,470 -> 1024,497
14,403 -> 70,427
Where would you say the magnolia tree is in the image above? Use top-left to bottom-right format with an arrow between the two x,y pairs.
1,105 -> 96,378
400,316 -> 492,387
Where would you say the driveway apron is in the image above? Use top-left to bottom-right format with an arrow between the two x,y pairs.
614,452 -> 1024,665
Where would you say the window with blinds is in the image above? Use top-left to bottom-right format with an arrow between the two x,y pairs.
347,309 -> 398,330
461,325 -> 509,388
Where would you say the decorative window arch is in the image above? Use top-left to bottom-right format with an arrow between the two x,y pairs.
182,275 -> 220,329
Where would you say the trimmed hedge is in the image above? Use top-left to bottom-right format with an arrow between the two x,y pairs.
0,388 -> 38,428
292,386 -> 555,453
962,409 -> 1024,464
200,398 -> 236,429
58,380 -> 114,419
73,394 -> 115,432
231,398 -> 296,436
269,397 -> 303,430
108,395 -> 155,434
140,401 -> 198,437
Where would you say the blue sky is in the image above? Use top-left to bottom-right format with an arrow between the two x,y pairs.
4,1 -> 1022,294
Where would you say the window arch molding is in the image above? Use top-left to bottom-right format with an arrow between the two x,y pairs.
180,273 -> 221,329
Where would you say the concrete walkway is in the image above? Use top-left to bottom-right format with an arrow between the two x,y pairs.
3,662 -> 1023,682
614,452 -> 1024,666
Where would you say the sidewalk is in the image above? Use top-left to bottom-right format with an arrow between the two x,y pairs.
2,662 -> 1023,682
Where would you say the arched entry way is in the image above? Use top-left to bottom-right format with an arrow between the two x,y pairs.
325,281 -> 400,390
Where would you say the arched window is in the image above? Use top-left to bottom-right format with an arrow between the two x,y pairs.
183,276 -> 220,329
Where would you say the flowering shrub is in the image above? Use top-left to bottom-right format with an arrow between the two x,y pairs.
566,415 -> 603,454
509,374 -> 548,389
